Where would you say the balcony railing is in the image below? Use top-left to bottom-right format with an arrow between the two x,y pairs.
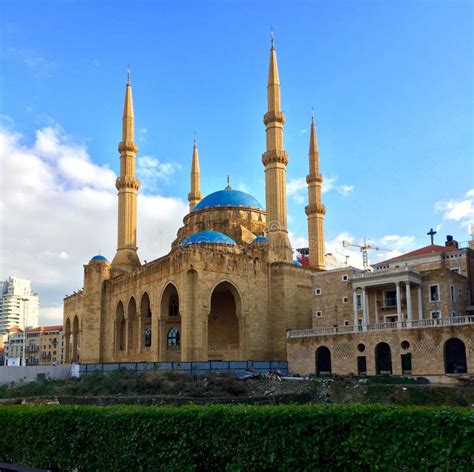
352,267 -> 420,280
287,315 -> 474,338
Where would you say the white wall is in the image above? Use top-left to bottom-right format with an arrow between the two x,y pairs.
0,365 -> 72,384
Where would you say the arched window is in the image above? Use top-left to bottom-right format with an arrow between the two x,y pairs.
444,338 -> 467,374
144,328 -> 152,347
167,327 -> 180,346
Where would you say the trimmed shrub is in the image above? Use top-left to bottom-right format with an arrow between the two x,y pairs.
0,404 -> 472,471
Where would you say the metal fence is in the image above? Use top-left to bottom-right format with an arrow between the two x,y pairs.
78,360 -> 288,376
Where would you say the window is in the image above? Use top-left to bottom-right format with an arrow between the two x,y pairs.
450,285 -> 456,303
429,285 -> 440,302
450,268 -> 460,274
315,310 -> 323,318
431,311 -> 441,320
343,320 -> 350,327
315,288 -> 322,296
167,327 -> 180,346
342,297 -> 348,304
169,298 -> 179,316
384,290 -> 397,307
341,274 -> 349,282
356,294 -> 362,309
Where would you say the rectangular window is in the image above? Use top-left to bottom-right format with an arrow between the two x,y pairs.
431,310 -> 441,320
450,268 -> 460,274
341,274 -> 349,282
356,294 -> 362,309
450,285 -> 455,302
429,285 -> 440,302
384,290 -> 397,307
357,356 -> 367,375
342,297 -> 348,304
343,320 -> 350,326
315,288 -> 322,296
315,310 -> 323,318
452,312 -> 457,317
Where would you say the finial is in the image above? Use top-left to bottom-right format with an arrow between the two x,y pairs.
427,227 -> 437,245
311,107 -> 314,124
127,65 -> 131,85
225,175 -> 232,190
271,29 -> 275,49
193,130 -> 197,147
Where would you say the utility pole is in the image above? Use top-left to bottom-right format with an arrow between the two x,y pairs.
21,297 -> 28,367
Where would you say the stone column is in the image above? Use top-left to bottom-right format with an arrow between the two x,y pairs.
406,283 -> 413,322
72,333 -> 78,362
64,333 -> 70,363
374,292 -> 379,323
365,291 -> 370,324
138,312 -> 143,353
353,290 -> 358,327
395,282 -> 402,322
417,286 -> 423,320
362,288 -> 367,326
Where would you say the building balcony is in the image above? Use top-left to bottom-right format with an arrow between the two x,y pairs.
351,267 -> 422,289
287,315 -> 474,339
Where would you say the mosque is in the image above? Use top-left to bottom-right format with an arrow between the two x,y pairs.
63,39 -> 326,363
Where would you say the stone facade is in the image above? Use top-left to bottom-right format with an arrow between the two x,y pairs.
288,239 -> 474,376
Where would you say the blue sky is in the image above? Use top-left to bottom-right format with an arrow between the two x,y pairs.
1,0 -> 473,322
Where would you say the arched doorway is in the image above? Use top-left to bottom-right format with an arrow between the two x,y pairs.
208,281 -> 241,360
140,293 -> 152,349
116,301 -> 126,352
64,318 -> 71,363
375,342 -> 392,374
72,316 -> 80,362
127,297 -> 138,353
444,338 -> 467,374
315,346 -> 332,375
160,284 -> 180,361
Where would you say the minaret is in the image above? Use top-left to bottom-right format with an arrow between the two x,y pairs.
111,71 -> 141,271
188,139 -> 202,212
262,34 -> 292,262
305,113 -> 326,270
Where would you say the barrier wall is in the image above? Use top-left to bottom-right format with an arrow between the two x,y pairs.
0,365 -> 72,385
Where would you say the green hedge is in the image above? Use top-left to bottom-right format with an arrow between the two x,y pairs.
0,404 -> 472,471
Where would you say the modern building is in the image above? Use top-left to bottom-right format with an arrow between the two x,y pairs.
63,39 -> 327,364
0,277 -> 39,334
287,236 -> 474,376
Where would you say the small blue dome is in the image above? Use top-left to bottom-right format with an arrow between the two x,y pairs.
181,230 -> 237,247
193,189 -> 263,212
292,260 -> 303,267
91,255 -> 108,262
253,236 -> 269,243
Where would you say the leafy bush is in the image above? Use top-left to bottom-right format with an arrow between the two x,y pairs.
0,404 -> 472,471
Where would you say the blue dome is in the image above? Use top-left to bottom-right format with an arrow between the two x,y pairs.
253,236 -> 269,243
91,255 -> 108,262
181,230 -> 237,247
292,260 -> 303,267
193,189 -> 263,212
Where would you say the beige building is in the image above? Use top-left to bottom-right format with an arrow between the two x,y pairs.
288,237 -> 474,376
63,39 -> 327,364
3,325 -> 64,365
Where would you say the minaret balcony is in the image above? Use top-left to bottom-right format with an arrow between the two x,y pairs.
262,149 -> 288,166
263,111 -> 285,126
118,141 -> 138,153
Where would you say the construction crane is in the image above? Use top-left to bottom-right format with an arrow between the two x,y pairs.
342,237 -> 379,270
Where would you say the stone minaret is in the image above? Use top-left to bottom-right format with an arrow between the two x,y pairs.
111,73 -> 141,271
188,139 -> 202,212
305,114 -> 326,269
262,35 -> 292,262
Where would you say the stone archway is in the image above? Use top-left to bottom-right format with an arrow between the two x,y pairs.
208,281 -> 241,361
127,297 -> 138,353
160,283 -> 181,361
375,342 -> 392,374
140,292 -> 152,350
72,316 -> 80,362
315,346 -> 332,375
64,318 -> 71,363
115,301 -> 126,352
444,338 -> 467,374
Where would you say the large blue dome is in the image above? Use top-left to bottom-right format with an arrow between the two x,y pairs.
90,255 -> 108,262
181,230 -> 237,247
193,189 -> 263,212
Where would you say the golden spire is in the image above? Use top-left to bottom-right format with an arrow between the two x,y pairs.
262,33 -> 292,262
188,138 -> 202,212
111,71 -> 141,271
306,112 -> 325,270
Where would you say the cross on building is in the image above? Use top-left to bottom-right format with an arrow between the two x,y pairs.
427,228 -> 437,245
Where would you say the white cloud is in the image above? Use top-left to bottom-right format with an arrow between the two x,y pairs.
137,155 -> 182,192
138,128 -> 148,135
299,128 -> 308,135
6,47 -> 57,78
0,122 -> 187,326
435,189 -> 474,229
287,176 -> 354,204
